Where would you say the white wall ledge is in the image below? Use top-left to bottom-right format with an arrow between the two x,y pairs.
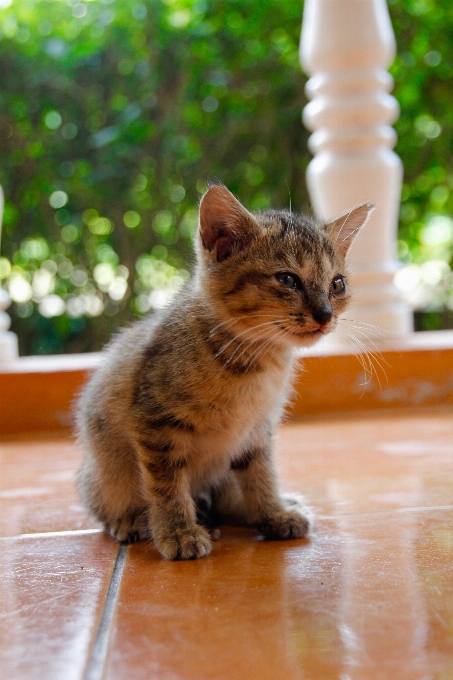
0,352 -> 102,374
1,330 -> 453,373
299,329 -> 453,358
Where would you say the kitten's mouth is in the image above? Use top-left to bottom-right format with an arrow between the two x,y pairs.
275,322 -> 327,338
293,329 -> 324,338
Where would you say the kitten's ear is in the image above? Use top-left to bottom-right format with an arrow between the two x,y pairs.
325,204 -> 375,256
198,185 -> 261,262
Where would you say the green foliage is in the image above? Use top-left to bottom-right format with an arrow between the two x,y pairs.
0,0 -> 452,354
0,0 -> 309,353
390,0 -> 453,315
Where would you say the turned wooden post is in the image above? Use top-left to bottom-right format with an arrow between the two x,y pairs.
300,0 -> 413,337
0,186 -> 19,363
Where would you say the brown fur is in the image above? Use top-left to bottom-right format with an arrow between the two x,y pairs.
76,185 -> 373,560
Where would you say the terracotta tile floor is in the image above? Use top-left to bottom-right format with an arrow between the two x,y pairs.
1,407 -> 453,680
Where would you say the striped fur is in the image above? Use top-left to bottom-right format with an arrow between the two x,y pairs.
76,185 -> 372,559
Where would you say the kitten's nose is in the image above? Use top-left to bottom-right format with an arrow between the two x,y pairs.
312,304 -> 332,326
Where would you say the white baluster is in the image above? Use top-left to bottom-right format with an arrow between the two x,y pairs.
0,186 -> 19,363
300,0 -> 413,338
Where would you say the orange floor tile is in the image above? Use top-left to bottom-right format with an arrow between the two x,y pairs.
0,534 -> 117,679
0,433 -> 97,537
1,407 -> 453,680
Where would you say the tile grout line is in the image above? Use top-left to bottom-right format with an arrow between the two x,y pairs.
84,544 -> 128,680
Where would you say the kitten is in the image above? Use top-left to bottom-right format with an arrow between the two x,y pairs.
76,184 -> 372,560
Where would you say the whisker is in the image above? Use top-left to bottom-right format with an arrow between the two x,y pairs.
209,313 -> 290,370
343,338 -> 373,398
339,318 -> 397,346
343,334 -> 375,391
344,332 -> 377,377
344,326 -> 391,385
346,326 -> 391,368
215,320 -> 282,358
209,312 -> 277,335
243,326 -> 292,366
226,320 -> 289,365
345,332 -> 387,390
340,318 -> 393,336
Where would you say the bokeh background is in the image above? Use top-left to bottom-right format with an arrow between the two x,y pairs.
0,0 -> 452,355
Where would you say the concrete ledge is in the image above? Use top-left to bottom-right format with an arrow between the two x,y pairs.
1,331 -> 453,435
292,330 -> 453,418
0,354 -> 101,435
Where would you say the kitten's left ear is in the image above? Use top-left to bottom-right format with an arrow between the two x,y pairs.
325,203 -> 375,256
198,184 -> 261,262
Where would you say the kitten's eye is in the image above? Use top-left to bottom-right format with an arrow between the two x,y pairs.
331,276 -> 346,295
275,272 -> 301,290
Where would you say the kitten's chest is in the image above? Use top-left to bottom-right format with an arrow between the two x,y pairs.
186,369 -> 291,496
194,357 -> 294,453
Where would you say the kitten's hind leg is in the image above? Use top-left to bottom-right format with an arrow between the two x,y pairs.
209,475 -> 249,526
77,424 -> 149,544
106,507 -> 149,544
194,491 -> 225,542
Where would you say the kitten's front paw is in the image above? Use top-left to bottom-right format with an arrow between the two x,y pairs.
156,525 -> 212,560
257,509 -> 311,541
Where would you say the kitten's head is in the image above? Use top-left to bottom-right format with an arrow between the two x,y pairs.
196,184 -> 373,349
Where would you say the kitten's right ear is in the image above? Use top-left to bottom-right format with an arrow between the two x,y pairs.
198,185 -> 261,262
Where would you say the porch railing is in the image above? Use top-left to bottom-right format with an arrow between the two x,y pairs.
300,0 -> 414,338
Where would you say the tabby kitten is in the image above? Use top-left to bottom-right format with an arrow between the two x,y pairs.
77,184 -> 372,560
